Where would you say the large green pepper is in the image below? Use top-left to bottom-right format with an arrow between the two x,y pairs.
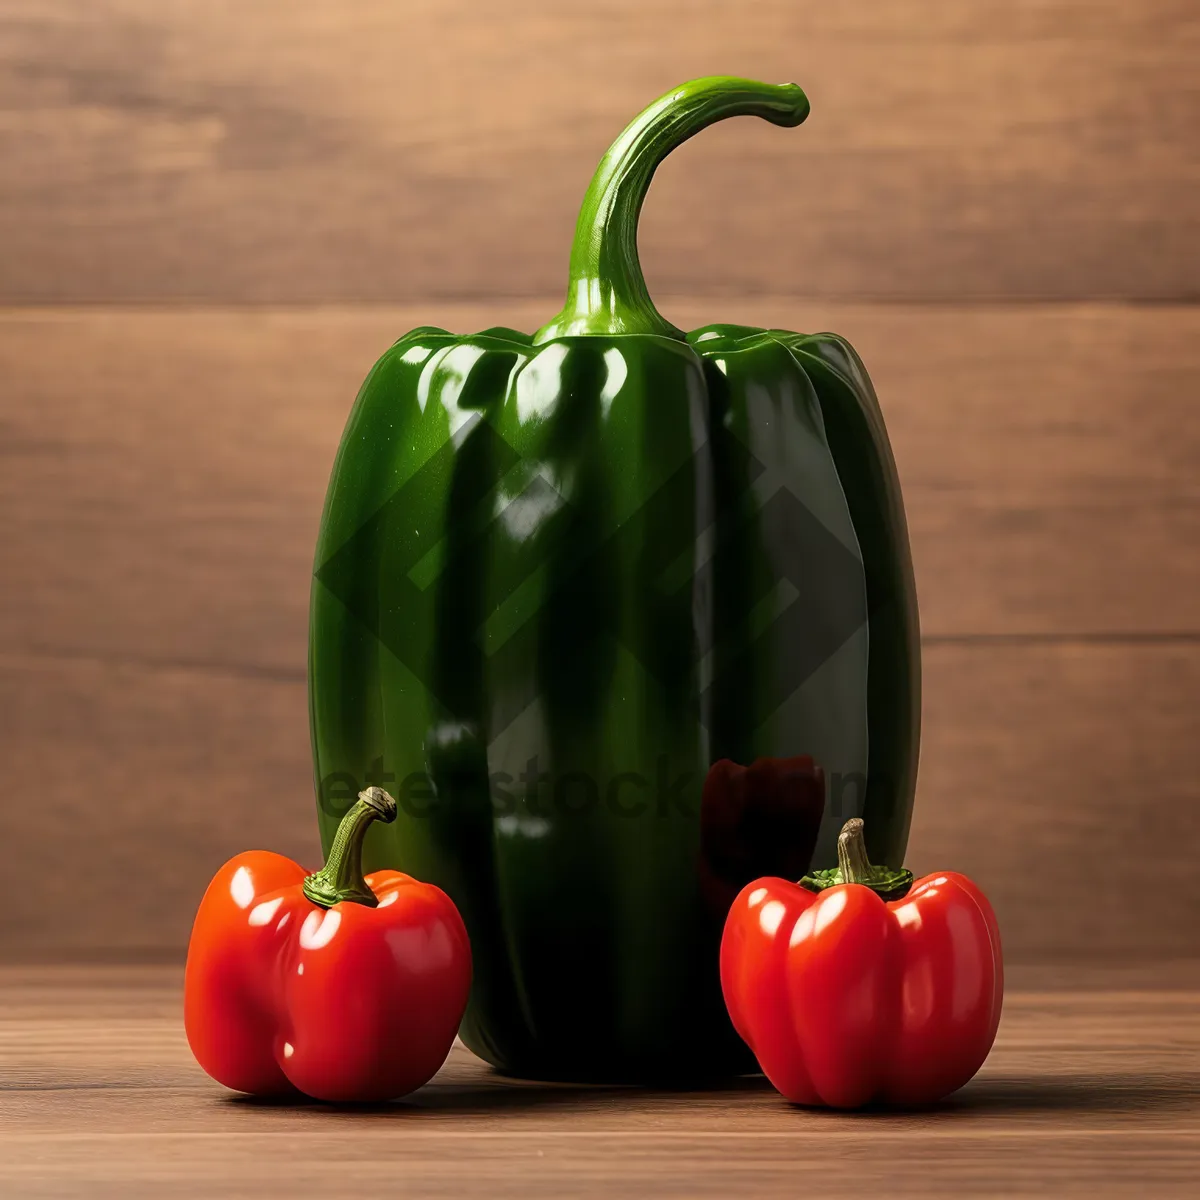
309,77 -> 919,1081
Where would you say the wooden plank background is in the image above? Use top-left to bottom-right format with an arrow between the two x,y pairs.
1,3 -> 1197,963
1,1 -> 1198,303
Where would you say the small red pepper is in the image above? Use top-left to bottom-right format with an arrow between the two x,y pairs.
720,817 -> 1002,1107
184,787 -> 471,1102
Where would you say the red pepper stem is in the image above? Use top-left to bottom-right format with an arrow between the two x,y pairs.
836,818 -> 875,884
799,818 -> 914,900
303,787 -> 397,909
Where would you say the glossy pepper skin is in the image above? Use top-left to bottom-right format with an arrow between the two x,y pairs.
184,788 -> 471,1103
721,819 -> 1003,1108
309,78 -> 920,1081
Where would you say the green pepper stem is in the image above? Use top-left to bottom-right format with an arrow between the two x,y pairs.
534,77 -> 809,344
302,787 -> 397,909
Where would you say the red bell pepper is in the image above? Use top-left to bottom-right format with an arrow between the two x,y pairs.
184,787 -> 471,1102
720,817 -> 1002,1107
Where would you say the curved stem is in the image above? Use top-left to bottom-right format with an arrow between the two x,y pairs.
534,77 -> 809,343
303,787 -> 397,909
799,818 -> 914,900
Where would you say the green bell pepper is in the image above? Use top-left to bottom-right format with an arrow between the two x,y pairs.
309,77 -> 919,1081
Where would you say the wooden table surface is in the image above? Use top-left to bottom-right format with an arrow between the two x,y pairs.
2,967 -> 1198,1198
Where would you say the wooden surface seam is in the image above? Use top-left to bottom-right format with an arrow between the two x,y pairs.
3,299 -> 1198,960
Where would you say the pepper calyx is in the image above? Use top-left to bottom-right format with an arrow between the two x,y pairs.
799,817 -> 913,901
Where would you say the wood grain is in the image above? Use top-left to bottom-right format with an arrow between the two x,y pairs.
0,2 -> 1197,303
3,639 -> 1197,961
1,968 -> 1197,1198
3,301 -> 1197,690
0,652 -> 318,958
